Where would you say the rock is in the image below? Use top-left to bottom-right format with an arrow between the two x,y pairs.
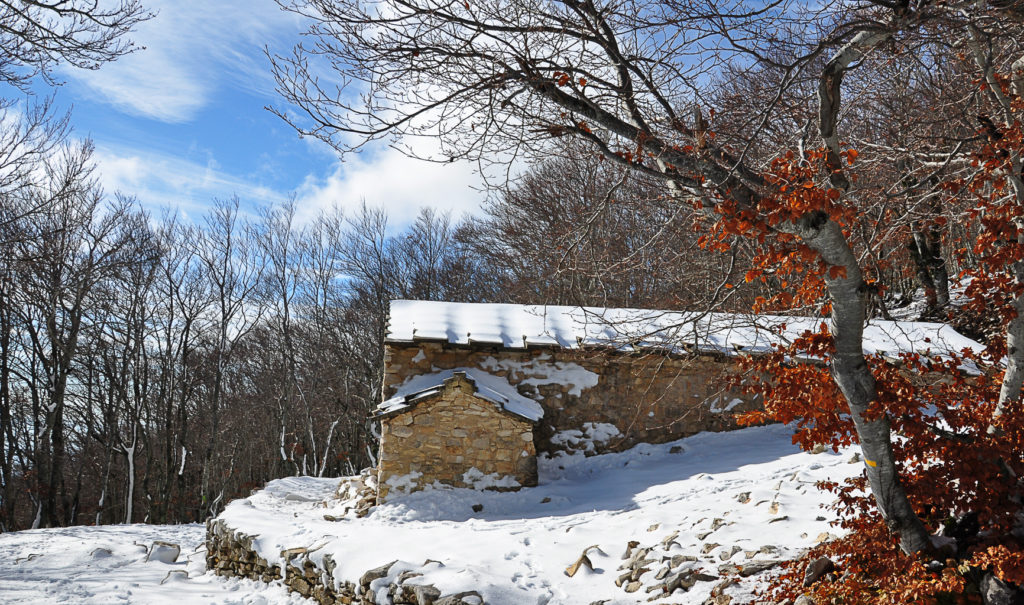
671,554 -> 697,567
769,501 -> 780,515
280,546 -> 308,561
160,570 -> 189,584
565,553 -> 593,577
704,596 -> 732,605
647,523 -> 660,532
803,556 -> 835,587
848,452 -> 861,464
471,504 -> 483,513
288,576 -> 311,596
979,572 -> 1024,605
624,581 -> 643,593
718,546 -> 741,561
736,492 -> 750,504
540,497 -> 551,503
811,443 -> 826,454
621,540 -> 640,560
669,446 -> 684,454
435,591 -> 484,605
698,530 -> 714,540
795,595 -> 816,605
146,541 -> 181,564
738,559 -> 782,577
701,543 -> 720,554
712,577 -> 738,595
360,560 -> 397,591
768,516 -> 789,523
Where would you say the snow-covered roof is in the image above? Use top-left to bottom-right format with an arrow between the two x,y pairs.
386,300 -> 985,360
376,368 -> 544,422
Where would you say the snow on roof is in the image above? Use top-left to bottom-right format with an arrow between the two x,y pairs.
376,367 -> 544,422
386,300 -> 985,360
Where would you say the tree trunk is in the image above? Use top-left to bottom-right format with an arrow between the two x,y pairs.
798,213 -> 932,554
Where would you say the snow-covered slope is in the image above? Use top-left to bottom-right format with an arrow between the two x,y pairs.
0,424 -> 862,604
0,523 -> 308,604
217,424 -> 863,604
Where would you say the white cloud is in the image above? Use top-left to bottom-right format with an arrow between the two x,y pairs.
93,144 -> 284,217
63,0 -> 300,122
92,138 -> 490,228
292,144 -> 488,226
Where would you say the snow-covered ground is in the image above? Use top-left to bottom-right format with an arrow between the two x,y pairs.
0,523 -> 308,604
0,424 -> 863,604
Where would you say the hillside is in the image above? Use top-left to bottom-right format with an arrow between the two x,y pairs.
1,423 -> 861,604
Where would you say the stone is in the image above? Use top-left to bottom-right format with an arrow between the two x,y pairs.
803,556 -> 835,587
412,583 -> 442,605
738,559 -> 782,577
288,576 -> 311,596
435,591 -> 484,604
390,425 -> 415,438
979,572 -> 1024,605
718,546 -> 741,561
146,541 -> 181,564
712,577 -> 738,595
360,560 -> 398,591
565,553 -> 593,577
795,595 -> 816,605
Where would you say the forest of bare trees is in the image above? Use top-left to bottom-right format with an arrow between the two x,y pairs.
4,0 -> 1024,597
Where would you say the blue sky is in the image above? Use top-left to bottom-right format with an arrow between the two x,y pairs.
35,0 -> 487,226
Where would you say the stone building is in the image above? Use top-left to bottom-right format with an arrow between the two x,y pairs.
373,369 -> 541,502
374,300 -> 983,501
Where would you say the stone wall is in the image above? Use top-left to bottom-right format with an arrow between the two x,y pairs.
377,374 -> 537,502
383,342 -> 760,456
206,518 -> 483,605
206,518 -> 355,604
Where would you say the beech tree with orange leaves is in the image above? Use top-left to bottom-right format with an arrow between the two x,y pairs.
270,0 -> 1024,600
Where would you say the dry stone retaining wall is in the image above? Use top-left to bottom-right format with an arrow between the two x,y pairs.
206,518 -> 483,605
384,342 -> 759,455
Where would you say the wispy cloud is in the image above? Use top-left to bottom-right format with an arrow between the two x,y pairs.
63,0 -> 299,123
94,140 -> 489,227
93,144 -> 284,217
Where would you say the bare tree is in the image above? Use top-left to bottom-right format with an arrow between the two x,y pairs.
0,0 -> 151,89
269,0 -> 1024,558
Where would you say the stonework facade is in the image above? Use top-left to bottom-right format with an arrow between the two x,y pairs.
376,373 -> 538,502
382,341 -> 760,458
